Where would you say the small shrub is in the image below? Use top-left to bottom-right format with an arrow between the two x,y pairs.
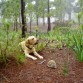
0,21 -> 23,64
40,27 -> 83,62
16,54 -> 26,64
0,21 -> 11,64
36,42 -> 46,52
73,31 -> 83,62
63,64 -> 69,76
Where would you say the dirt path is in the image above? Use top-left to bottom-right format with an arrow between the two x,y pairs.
0,47 -> 83,83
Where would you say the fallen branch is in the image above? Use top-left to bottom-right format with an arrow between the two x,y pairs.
1,74 -> 10,82
38,60 -> 46,64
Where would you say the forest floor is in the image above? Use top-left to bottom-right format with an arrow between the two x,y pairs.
0,46 -> 83,83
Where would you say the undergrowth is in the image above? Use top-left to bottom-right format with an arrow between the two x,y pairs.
0,23 -> 46,64
39,26 -> 83,62
0,23 -> 83,65
0,21 -> 24,64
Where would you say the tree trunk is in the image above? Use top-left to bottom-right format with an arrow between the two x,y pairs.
36,16 -> 39,26
13,22 -> 15,31
15,18 -> 18,32
36,0 -> 39,26
78,15 -> 81,26
30,13 -> 32,35
47,0 -> 51,32
68,12 -> 71,20
43,9 -> 45,26
19,13 -> 21,28
24,15 -> 27,32
21,0 -> 26,38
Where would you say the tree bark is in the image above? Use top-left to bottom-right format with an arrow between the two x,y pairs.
15,18 -> 18,32
19,13 -> 21,28
68,12 -> 71,20
36,16 -> 39,26
36,0 -> 39,26
13,22 -> 15,31
21,0 -> 26,38
43,9 -> 45,26
47,0 -> 51,32
30,13 -> 32,35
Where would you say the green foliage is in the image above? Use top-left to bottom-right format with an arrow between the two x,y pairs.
73,30 -> 83,61
0,0 -> 20,19
26,2 -> 35,17
63,64 -> 69,76
0,21 -> 11,63
36,42 -> 46,52
58,27 -> 83,62
0,22 -> 24,64
62,27 -> 83,61
16,54 -> 26,64
53,0 -> 66,19
40,27 -> 83,62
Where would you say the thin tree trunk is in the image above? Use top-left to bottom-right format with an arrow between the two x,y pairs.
47,0 -> 51,32
15,18 -> 18,31
21,0 -> 26,38
43,9 -> 45,26
68,12 -> 71,20
30,13 -> 32,35
78,16 -> 81,26
13,22 -> 15,31
19,13 -> 21,28
37,16 -> 38,26
24,15 -> 27,32
36,0 -> 39,26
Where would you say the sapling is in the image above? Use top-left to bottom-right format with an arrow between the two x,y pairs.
1,20 -> 11,63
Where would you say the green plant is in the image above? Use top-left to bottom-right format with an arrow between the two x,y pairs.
0,21 -> 23,64
35,26 -> 39,37
36,42 -> 46,52
0,21 -> 11,64
16,54 -> 26,64
63,64 -> 69,76
73,31 -> 83,62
